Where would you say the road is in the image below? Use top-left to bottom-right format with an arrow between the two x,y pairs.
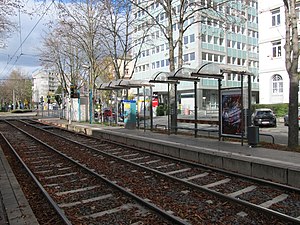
259,123 -> 292,145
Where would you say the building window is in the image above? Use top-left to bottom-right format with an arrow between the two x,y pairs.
166,58 -> 170,66
208,35 -> 212,43
272,41 -> 282,57
296,3 -> 300,19
152,62 -> 155,69
190,34 -> 195,43
166,43 -> 169,50
272,74 -> 283,93
227,40 -> 231,48
219,38 -> 224,46
183,54 -> 189,62
156,46 -> 160,53
202,52 -> 207,61
190,52 -> 195,61
184,36 -> 189,44
208,53 -> 212,61
214,54 -> 218,62
201,34 -> 206,42
214,37 -> 218,45
272,8 -> 280,26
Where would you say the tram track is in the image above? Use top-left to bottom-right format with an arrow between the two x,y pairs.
0,119 -> 299,224
0,120 -> 187,224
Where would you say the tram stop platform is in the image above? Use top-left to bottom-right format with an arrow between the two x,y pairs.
40,117 -> 300,189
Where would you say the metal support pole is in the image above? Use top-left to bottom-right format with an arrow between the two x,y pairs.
78,90 -> 81,122
194,81 -> 198,138
174,83 -> 178,135
167,84 -> 170,135
143,86 -> 146,132
68,93 -> 71,125
12,89 -> 15,110
248,74 -> 252,126
218,79 -> 222,141
89,87 -> 92,124
241,74 -> 244,146
150,86 -> 153,131
137,88 -> 140,129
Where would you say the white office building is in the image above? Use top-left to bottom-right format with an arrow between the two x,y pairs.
32,68 -> 59,107
258,0 -> 300,104
131,0 -> 259,111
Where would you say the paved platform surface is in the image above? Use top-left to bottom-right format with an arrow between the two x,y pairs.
41,117 -> 300,166
0,147 -> 39,225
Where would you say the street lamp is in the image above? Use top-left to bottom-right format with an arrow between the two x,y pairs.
82,65 -> 92,124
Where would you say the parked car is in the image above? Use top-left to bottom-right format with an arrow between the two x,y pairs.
102,108 -> 117,122
102,108 -> 112,117
283,107 -> 300,127
252,108 -> 277,127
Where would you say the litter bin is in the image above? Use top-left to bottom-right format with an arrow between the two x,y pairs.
247,126 -> 259,146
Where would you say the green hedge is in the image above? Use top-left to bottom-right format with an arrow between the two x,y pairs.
156,104 -> 170,116
252,103 -> 289,117
11,109 -> 33,113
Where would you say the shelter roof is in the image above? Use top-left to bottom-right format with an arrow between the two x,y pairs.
191,62 -> 253,79
167,67 -> 199,82
98,79 -> 153,90
149,71 -> 179,84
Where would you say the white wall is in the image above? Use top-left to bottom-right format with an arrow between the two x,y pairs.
258,0 -> 300,104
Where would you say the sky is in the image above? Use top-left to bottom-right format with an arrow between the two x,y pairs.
0,0 -> 58,79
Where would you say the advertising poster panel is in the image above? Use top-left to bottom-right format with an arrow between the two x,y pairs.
124,100 -> 136,129
221,89 -> 243,136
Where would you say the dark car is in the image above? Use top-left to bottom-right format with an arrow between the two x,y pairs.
283,107 -> 300,127
252,108 -> 277,127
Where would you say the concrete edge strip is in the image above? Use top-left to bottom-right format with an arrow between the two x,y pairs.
0,147 -> 39,225
99,129 -> 300,169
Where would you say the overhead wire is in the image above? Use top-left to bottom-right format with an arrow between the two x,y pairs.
0,0 -> 55,77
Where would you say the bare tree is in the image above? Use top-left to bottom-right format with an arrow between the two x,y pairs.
0,69 -> 32,109
55,0 -> 109,96
0,0 -> 22,47
283,0 -> 299,148
100,0 -> 149,80
39,29 -> 86,97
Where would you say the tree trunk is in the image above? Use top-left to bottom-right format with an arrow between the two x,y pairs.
288,73 -> 299,147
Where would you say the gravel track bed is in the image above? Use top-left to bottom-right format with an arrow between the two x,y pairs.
0,128 -> 66,224
0,122 -> 172,224
6,120 -> 296,224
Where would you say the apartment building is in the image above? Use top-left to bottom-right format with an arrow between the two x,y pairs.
258,0 -> 300,104
32,68 -> 59,106
131,0 -> 259,111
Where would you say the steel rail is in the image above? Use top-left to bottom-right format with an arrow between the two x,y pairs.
19,119 -> 300,224
0,133 -> 72,225
4,119 -> 191,225
25,119 -> 300,193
